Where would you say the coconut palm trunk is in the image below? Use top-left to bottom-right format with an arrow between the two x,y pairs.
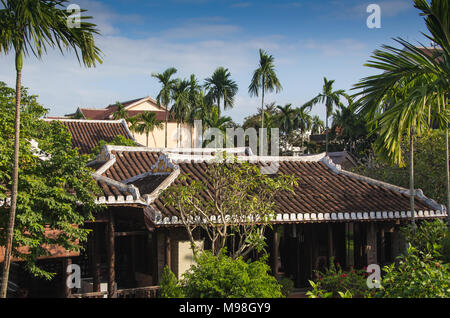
410,129 -> 416,233
261,82 -> 265,129
165,105 -> 168,148
1,51 -> 22,298
325,109 -> 329,155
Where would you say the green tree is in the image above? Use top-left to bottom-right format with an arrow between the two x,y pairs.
152,67 -> 178,148
135,112 -> 164,147
171,78 -> 190,147
0,82 -> 101,282
182,250 -> 283,298
303,77 -> 348,155
249,49 -> 283,129
203,106 -> 233,148
204,67 -> 238,118
353,0 -> 450,224
0,0 -> 102,297
162,160 -> 296,259
160,266 -> 184,298
310,115 -> 325,134
112,102 -> 128,121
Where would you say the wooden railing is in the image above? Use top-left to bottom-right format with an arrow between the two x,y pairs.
71,286 -> 160,298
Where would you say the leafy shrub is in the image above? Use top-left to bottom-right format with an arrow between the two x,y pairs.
159,266 -> 184,298
181,249 -> 283,298
277,276 -> 295,297
401,219 -> 449,261
374,245 -> 450,298
306,258 -> 368,298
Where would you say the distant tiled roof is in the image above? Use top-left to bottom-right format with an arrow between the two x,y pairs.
45,119 -> 135,154
92,147 -> 446,225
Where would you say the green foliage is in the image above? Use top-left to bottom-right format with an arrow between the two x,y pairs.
306,258 -> 368,298
181,249 -> 283,298
401,219 -> 449,261
0,82 -> 102,278
159,266 -> 184,298
374,245 -> 450,298
90,135 -> 138,158
352,130 -> 448,205
277,276 -> 295,297
162,159 -> 297,259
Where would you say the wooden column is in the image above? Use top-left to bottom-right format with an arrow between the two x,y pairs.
62,258 -> 72,298
165,230 -> 171,271
366,223 -> 377,265
379,225 -> 386,265
108,213 -> 116,298
327,224 -> 334,259
130,235 -> 136,283
272,226 -> 279,279
91,223 -> 101,292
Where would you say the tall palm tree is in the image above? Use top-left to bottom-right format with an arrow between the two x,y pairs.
0,0 -> 102,298
203,106 -> 233,148
135,112 -> 164,147
204,67 -> 238,118
311,115 -> 325,135
171,78 -> 191,147
185,77 -> 204,148
152,67 -> 177,148
295,106 -> 312,149
126,115 -> 139,138
248,49 -> 283,129
353,0 -> 450,230
112,102 -> 128,120
277,104 -> 296,136
303,77 -> 348,155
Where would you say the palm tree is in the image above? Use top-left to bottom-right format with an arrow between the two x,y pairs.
203,106 -> 233,148
152,67 -> 177,148
277,104 -> 296,136
112,102 -> 128,120
311,115 -> 325,135
135,112 -> 164,147
353,0 -> 450,230
171,78 -> 190,147
303,77 -> 348,155
0,0 -> 102,298
248,49 -> 283,129
204,67 -> 238,118
295,106 -> 312,149
126,115 -> 139,138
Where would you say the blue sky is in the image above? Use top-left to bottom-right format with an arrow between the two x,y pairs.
0,0 -> 431,124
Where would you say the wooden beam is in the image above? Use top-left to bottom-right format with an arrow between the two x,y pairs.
108,212 -> 116,298
114,231 -> 148,237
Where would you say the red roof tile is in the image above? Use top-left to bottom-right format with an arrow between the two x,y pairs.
46,119 -> 135,154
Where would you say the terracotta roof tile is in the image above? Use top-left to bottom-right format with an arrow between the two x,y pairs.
47,119 -> 134,154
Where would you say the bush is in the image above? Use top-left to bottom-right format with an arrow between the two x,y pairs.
277,276 -> 295,297
181,249 -> 283,298
401,219 -> 449,261
159,266 -> 184,298
306,258 -> 368,298
374,245 -> 450,298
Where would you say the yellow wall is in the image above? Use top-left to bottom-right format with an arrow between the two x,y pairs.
130,122 -> 199,148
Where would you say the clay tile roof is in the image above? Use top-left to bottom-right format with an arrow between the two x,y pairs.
45,119 -> 134,154
93,148 -> 445,222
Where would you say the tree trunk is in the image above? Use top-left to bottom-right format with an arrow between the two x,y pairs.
1,54 -> 22,298
325,109 -> 329,155
165,104 -> 168,148
446,124 -> 450,225
261,82 -> 265,129
410,129 -> 416,234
